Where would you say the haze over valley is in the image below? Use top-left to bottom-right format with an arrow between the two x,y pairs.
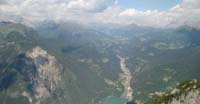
0,0 -> 200,104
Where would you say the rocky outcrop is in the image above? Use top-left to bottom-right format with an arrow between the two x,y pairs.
169,90 -> 200,104
151,80 -> 200,104
26,46 -> 62,100
168,80 -> 200,104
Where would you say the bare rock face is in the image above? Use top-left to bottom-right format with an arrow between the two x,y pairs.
151,80 -> 200,104
26,46 -> 62,100
168,80 -> 200,104
169,90 -> 200,104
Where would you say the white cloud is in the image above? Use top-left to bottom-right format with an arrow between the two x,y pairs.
67,0 -> 113,12
117,9 -> 172,27
115,0 -> 200,27
166,0 -> 200,28
0,0 -> 200,28
0,0 -> 114,24
119,9 -> 138,16
94,5 -> 122,24
181,0 -> 200,9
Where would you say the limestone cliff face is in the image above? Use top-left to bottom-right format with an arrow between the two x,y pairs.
26,46 -> 62,100
168,80 -> 200,104
151,80 -> 200,104
169,90 -> 200,104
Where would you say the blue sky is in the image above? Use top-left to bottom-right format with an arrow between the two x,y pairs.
119,0 -> 182,10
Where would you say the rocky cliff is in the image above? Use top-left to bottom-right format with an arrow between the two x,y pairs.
25,47 -> 62,101
151,80 -> 200,104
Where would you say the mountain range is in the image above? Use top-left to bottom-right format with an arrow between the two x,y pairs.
0,21 -> 200,104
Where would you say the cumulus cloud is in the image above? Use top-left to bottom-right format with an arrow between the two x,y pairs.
181,0 -> 200,9
0,0 -> 200,28
0,0 -> 114,24
67,0 -> 114,12
115,0 -> 200,27
167,0 -> 200,28
119,9 -> 138,16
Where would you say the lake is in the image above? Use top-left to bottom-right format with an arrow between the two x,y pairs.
101,96 -> 128,104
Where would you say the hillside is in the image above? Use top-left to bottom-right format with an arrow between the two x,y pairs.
0,22 -> 38,103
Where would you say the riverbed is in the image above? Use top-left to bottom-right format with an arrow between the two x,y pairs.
101,55 -> 133,104
117,55 -> 133,101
